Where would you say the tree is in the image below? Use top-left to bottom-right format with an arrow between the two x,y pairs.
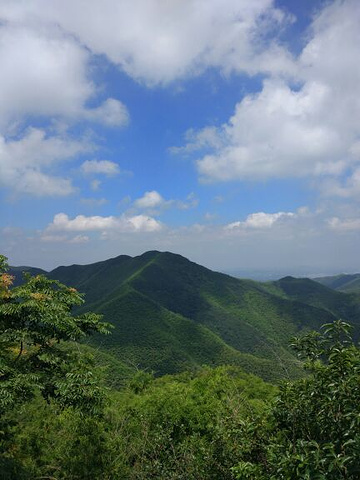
233,320 -> 360,479
0,254 -> 111,415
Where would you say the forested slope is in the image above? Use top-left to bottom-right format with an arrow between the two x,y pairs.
37,251 -> 360,381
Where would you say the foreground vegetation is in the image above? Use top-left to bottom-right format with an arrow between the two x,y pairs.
1,255 -> 360,479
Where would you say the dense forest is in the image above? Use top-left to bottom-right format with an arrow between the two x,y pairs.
1,254 -> 360,479
9,251 -> 360,383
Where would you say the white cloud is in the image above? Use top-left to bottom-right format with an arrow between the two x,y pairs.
133,190 -> 199,212
321,168 -> 360,199
226,211 -> 295,230
47,212 -> 162,233
328,217 -> 360,232
196,79 -> 346,182
0,0 -> 295,86
166,0 -> 360,197
169,127 -> 223,155
0,18 -> 129,128
83,98 -> 129,127
68,234 -> 90,244
0,22 -> 92,127
40,234 -> 68,243
17,171 -> 75,197
81,159 -> 121,176
40,233 -> 90,243
176,192 -> 199,210
0,6 -> 132,198
4,206 -> 360,273
134,191 -> 165,209
49,213 -> 119,231
127,215 -> 162,232
0,127 -> 92,196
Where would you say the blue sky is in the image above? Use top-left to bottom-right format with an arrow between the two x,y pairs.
0,0 -> 359,274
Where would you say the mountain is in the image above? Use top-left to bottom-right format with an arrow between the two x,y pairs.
315,273 -> 360,294
8,266 -> 48,286
9,251 -> 360,382
267,276 -> 360,327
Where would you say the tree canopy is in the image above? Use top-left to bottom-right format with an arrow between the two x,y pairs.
0,254 -> 111,415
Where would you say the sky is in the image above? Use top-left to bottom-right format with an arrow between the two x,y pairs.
0,0 -> 359,275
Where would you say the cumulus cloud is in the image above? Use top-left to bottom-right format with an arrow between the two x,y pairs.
0,5 -> 134,198
226,211 -> 295,230
134,191 -> 165,209
83,98 -> 129,127
47,212 -> 162,233
81,159 -> 121,176
0,22 -> 92,127
0,127 -> 92,196
168,0 -> 360,197
0,0 -> 295,86
0,18 -> 129,127
133,190 -> 199,212
127,215 -> 162,232
196,79 -> 346,181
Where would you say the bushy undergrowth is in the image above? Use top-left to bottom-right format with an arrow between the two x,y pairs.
232,320 -> 360,479
4,319 -> 360,480
1,366 -> 275,479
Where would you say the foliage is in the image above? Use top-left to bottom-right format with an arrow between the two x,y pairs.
2,319 -> 360,479
232,320 -> 360,479
2,250 -> 360,479
6,365 -> 275,479
0,254 -> 111,414
0,254 -> 112,477
0,396 -> 111,480
38,250 -> 360,382
111,366 -> 275,479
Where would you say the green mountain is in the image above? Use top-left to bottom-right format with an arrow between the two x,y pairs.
9,251 -> 360,382
267,276 -> 360,328
315,273 -> 360,294
8,265 -> 47,286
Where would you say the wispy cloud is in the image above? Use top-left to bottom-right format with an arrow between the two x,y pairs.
81,159 -> 121,176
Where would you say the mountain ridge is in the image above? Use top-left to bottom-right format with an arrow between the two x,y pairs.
315,273 -> 360,294
8,251 -> 360,382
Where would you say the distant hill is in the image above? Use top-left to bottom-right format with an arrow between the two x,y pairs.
8,265 -> 48,286
315,273 -> 360,294
267,276 -> 360,325
9,252 -> 360,382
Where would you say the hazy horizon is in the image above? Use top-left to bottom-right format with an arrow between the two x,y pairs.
7,249 -> 360,283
